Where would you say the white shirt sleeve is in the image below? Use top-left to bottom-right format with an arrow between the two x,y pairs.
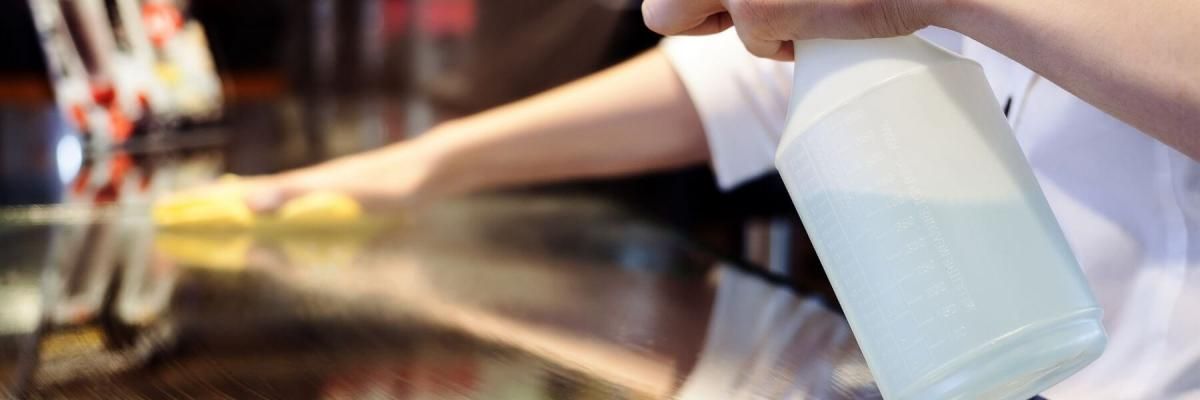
659,28 -> 964,190
660,30 -> 793,190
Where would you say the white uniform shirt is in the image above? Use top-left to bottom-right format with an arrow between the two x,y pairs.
661,29 -> 1200,399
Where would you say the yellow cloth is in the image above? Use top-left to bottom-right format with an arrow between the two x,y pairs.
152,184 -> 253,230
153,177 -> 363,230
152,177 -> 372,270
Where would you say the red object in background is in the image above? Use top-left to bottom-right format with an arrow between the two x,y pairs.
89,154 -> 134,204
91,84 -> 115,106
108,107 -> 133,142
108,154 -> 132,189
136,90 -> 150,112
143,1 -> 183,47
70,103 -> 89,132
384,0 -> 410,38
72,165 -> 92,195
420,0 -> 476,37
71,154 -> 147,204
94,184 -> 118,204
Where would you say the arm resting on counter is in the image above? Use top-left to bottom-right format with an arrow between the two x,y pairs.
246,49 -> 709,211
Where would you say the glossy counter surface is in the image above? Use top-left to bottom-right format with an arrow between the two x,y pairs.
0,195 -> 877,399
3,95 -> 1197,399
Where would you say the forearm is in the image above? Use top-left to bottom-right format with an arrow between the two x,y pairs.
941,0 -> 1200,157
415,48 -> 709,197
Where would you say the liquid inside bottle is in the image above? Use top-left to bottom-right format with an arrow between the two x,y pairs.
775,36 -> 1106,399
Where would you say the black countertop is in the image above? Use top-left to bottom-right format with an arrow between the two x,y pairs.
0,195 -> 877,399
8,91 -> 1190,398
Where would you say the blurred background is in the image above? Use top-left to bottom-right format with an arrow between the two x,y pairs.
0,1 -> 862,398
0,0 -> 801,246
4,3 -> 1195,399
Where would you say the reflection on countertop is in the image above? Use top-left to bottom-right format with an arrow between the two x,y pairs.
0,195 -> 879,399
6,168 -> 1198,400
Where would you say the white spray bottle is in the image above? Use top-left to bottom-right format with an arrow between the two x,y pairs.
775,36 -> 1106,399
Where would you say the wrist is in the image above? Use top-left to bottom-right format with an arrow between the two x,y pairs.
412,122 -> 474,199
927,0 -> 987,34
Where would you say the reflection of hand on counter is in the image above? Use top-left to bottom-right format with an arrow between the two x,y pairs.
152,176 -> 391,269
153,229 -> 376,271
153,231 -> 254,270
259,256 -> 679,399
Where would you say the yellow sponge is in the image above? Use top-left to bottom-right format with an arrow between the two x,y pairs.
152,184 -> 254,230
154,178 -> 363,230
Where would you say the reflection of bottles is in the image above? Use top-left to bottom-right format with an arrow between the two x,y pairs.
116,218 -> 179,325
41,209 -> 180,326
140,0 -> 225,122
10,210 -> 180,392
29,0 -> 225,205
775,36 -> 1105,399
49,221 -> 121,325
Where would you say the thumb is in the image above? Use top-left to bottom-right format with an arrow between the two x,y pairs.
243,178 -> 306,213
244,186 -> 283,214
642,0 -> 726,35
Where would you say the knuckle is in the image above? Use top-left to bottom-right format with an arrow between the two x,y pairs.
728,0 -> 775,24
728,0 -> 777,35
736,31 -> 780,58
745,43 -> 772,57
